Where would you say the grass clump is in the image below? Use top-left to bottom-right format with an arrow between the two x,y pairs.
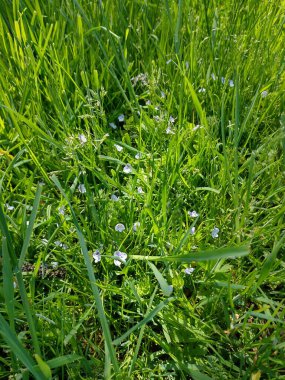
0,1 -> 284,379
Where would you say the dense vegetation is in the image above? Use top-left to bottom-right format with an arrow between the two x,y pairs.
0,1 -> 284,378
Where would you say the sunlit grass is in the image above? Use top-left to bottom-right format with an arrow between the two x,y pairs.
0,0 -> 284,379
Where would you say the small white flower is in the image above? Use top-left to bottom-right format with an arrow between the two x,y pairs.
92,250 -> 101,263
118,114 -> 125,122
115,223 -> 125,232
211,227 -> 220,238
123,164 -> 133,174
51,261 -> 59,269
137,187 -> 144,194
78,184 -> 86,193
229,79 -> 234,87
5,203 -> 14,211
188,210 -> 199,218
161,91 -> 166,98
114,144 -> 123,152
78,134 -> 87,144
114,250 -> 127,267
153,115 -> 160,122
109,122 -> 117,129
111,194 -> 119,201
211,73 -> 217,81
133,222 -> 140,232
185,266 -> 195,275
261,90 -> 268,98
146,100 -> 151,105
190,227 -> 196,235
198,87 -> 206,93
221,77 -> 225,84
135,152 -> 142,160
166,126 -> 175,135
58,206 -> 65,215
185,61 -> 189,70
169,116 -> 175,124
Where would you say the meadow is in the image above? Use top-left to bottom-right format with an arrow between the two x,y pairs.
0,0 -> 285,379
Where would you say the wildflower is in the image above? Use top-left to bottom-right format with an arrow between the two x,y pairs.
221,77 -> 225,84
111,194 -> 119,201
92,250 -> 101,263
78,184 -> 86,193
188,210 -> 199,218
185,61 -> 189,70
190,227 -> 196,235
153,115 -> 160,122
229,79 -> 234,87
211,73 -> 217,81
161,91 -> 166,98
169,116 -> 175,124
78,134 -> 87,144
118,114 -> 125,122
115,223 -> 125,232
58,206 -> 65,216
133,222 -> 141,232
109,122 -> 117,129
146,100 -> 151,106
51,261 -> 59,269
5,203 -> 14,211
198,87 -> 206,93
54,241 -> 68,249
135,152 -> 142,160
114,250 -> 127,267
123,164 -> 133,174
114,144 -> 123,152
137,187 -> 144,194
41,238 -> 48,245
166,126 -> 175,135
185,266 -> 195,275
211,227 -> 219,238
261,90 -> 268,98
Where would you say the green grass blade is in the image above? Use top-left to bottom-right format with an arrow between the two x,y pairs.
18,182 -> 43,267
131,246 -> 250,263
0,314 -> 46,380
148,262 -> 173,297
113,297 -> 173,346
51,174 -> 120,373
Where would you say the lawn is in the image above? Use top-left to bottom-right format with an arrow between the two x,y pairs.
0,0 -> 284,379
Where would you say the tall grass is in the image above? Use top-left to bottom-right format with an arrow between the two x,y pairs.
0,0 -> 284,378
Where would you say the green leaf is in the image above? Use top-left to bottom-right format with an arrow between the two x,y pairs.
148,262 -> 173,297
34,355 -> 52,379
131,246 -> 250,263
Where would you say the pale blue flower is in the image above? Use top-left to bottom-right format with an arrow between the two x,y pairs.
114,144 -> 123,152
211,227 -> 219,238
133,222 -> 140,232
92,250 -> 101,263
123,164 -> 133,174
109,122 -> 117,129
78,134 -> 87,144
78,184 -> 86,193
118,114 -> 125,122
188,210 -> 199,218
115,223 -> 125,232
185,266 -> 195,275
114,251 -> 127,267
111,194 -> 119,201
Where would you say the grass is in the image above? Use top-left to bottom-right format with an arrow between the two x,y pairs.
0,0 -> 284,378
